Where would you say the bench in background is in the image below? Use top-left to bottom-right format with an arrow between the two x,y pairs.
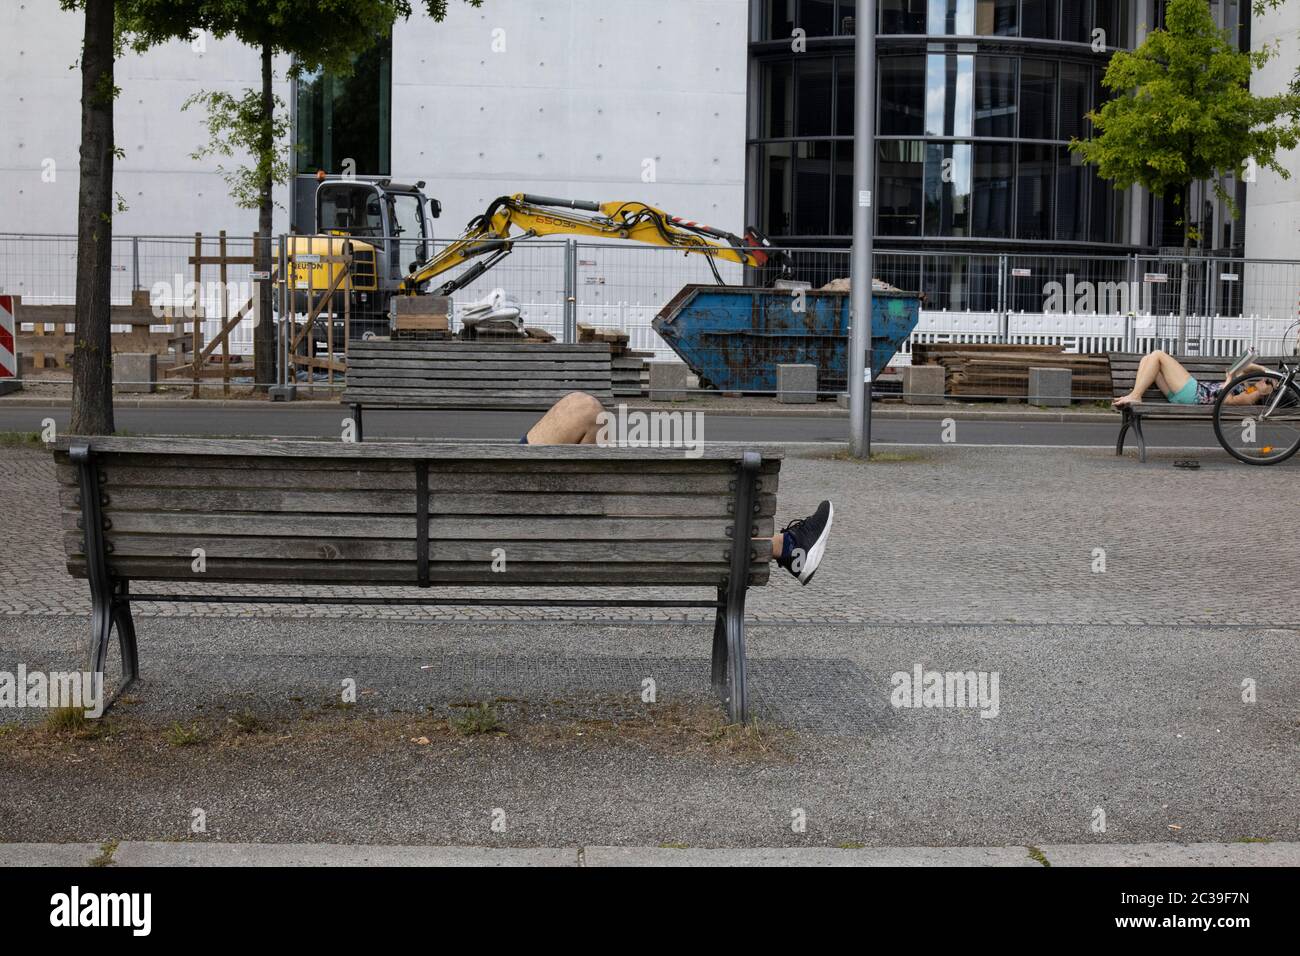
56,437 -> 781,723
1108,353 -> 1283,462
342,341 -> 614,440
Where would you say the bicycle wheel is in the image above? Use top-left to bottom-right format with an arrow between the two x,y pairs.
1213,371 -> 1300,465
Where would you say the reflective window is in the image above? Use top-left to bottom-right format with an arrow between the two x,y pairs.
877,140 -> 925,236
928,0 -> 974,35
1016,144 -> 1055,239
975,0 -> 1018,36
1018,59 -> 1056,140
836,58 -> 855,135
974,56 -> 1017,138
1094,0 -> 1130,49
1020,0 -> 1057,39
1058,63 -> 1090,140
834,142 -> 856,234
761,143 -> 794,235
925,53 -> 974,136
796,58 -> 834,137
1056,146 -> 1087,240
295,39 -> 392,176
1060,0 -> 1092,43
924,142 -> 973,236
880,0 -> 927,33
880,56 -> 926,135
764,61 -> 795,138
972,144 -> 1013,235
795,140 -> 834,234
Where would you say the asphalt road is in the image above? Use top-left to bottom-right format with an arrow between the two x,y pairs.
0,403 -> 1224,449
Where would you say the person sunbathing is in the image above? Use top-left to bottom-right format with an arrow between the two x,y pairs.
1112,350 -> 1274,408
520,391 -> 834,585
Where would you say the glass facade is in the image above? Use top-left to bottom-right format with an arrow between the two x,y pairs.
749,0 -> 1134,248
294,39 -> 393,176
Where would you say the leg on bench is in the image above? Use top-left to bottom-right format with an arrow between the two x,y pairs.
351,403 -> 364,443
112,582 -> 140,695
1115,407 -> 1131,456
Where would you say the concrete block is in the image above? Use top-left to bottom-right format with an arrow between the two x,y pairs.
836,393 -> 849,409
777,363 -> 817,403
648,361 -> 688,401
902,364 -> 944,405
113,352 -> 156,393
1029,366 -> 1072,407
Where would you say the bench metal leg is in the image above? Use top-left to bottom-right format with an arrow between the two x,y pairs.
1131,412 -> 1148,463
351,403 -> 364,443
70,441 -> 138,714
1115,408 -> 1131,456
717,450 -> 761,724
710,587 -> 728,693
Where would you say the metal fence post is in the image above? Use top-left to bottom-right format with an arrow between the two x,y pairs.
131,236 -> 140,292
997,253 -> 1007,343
563,238 -> 577,344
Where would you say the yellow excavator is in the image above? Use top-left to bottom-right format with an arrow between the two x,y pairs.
403,192 -> 790,297
287,178 -> 791,342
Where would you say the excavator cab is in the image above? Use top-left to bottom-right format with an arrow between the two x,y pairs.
314,178 -> 440,282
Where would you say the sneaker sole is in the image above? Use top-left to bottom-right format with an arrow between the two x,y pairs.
798,502 -> 833,586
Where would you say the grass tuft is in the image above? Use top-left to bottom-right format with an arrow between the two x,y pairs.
164,722 -> 206,747
450,701 -> 505,736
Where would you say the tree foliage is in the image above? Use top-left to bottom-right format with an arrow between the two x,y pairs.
1071,0 -> 1300,232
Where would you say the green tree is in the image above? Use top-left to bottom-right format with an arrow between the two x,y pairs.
1071,0 -> 1300,334
60,1 -> 209,434
188,0 -> 481,391
1074,0 -> 1300,235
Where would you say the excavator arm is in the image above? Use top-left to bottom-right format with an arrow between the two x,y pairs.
400,193 -> 790,296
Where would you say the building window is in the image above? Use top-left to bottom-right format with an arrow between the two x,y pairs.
877,140 -> 925,236
1018,59 -> 1056,140
294,38 -> 392,176
1016,144 -> 1055,239
880,55 -> 926,134
924,141 -> 973,235
974,56 -> 1017,138
925,53 -> 974,136
880,0 -> 928,33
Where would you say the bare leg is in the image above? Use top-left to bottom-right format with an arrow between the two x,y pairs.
524,391 -> 605,444
1114,350 -> 1192,406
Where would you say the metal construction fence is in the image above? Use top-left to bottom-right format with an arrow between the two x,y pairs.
1,232 -> 1297,397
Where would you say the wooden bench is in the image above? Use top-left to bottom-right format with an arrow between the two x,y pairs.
1109,353 -> 1284,462
55,437 -> 781,722
342,341 -> 615,440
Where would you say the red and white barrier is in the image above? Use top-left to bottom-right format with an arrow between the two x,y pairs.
0,295 -> 16,383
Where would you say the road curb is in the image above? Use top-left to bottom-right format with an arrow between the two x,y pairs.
3,841 -> 1295,867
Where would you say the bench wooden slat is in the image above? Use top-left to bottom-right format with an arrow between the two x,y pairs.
67,557 -> 768,586
60,510 -> 775,540
62,487 -> 777,518
64,533 -> 769,565
53,439 -> 784,462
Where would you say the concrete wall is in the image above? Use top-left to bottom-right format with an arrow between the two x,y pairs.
1245,1 -> 1300,277
0,4 -> 293,238
394,0 -> 748,242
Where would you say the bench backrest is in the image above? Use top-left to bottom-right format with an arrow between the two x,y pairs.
1108,353 -> 1284,401
343,341 -> 614,410
56,438 -> 780,588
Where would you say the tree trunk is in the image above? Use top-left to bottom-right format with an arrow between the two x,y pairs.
253,42 -> 276,391
71,0 -> 116,435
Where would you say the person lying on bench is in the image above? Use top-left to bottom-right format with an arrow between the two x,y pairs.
519,391 -> 834,586
1112,350 -> 1274,409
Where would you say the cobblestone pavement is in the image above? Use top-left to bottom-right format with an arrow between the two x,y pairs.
2,443 -> 1297,626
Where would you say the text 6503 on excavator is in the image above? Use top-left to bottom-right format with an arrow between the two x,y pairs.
284,175 -> 792,343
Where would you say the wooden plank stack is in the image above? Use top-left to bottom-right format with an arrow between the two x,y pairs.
343,340 -> 614,410
909,343 -> 1112,400
579,323 -> 650,397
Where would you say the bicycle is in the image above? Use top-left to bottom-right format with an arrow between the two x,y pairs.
1212,351 -> 1300,465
